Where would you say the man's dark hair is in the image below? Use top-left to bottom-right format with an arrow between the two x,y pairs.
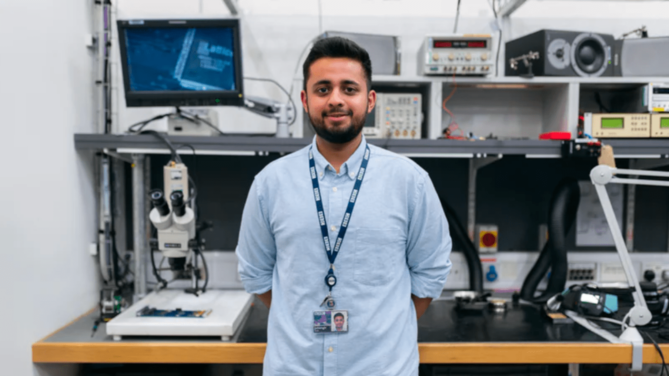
302,37 -> 373,92
334,313 -> 344,320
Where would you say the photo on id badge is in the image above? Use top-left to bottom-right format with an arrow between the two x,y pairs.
313,310 -> 348,333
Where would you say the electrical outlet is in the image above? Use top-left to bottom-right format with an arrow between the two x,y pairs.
600,262 -> 627,282
642,262 -> 669,282
500,262 -> 519,280
444,266 -> 469,289
568,263 -> 596,281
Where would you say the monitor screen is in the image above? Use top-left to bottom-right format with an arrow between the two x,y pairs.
117,19 -> 244,107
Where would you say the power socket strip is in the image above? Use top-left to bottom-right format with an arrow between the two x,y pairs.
445,251 -> 669,291
567,263 -> 596,282
144,251 -> 669,292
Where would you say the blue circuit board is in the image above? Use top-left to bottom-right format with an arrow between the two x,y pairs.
135,306 -> 211,318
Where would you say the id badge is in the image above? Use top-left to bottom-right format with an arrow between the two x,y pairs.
313,310 -> 348,333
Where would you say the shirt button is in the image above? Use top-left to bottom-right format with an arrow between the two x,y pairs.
328,347 -> 333,353
331,225 -> 336,231
319,172 -> 323,177
332,187 -> 337,192
349,173 -> 355,178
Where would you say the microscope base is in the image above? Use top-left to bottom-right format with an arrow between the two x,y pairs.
107,289 -> 253,340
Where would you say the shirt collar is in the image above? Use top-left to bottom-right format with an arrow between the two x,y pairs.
310,135 -> 368,180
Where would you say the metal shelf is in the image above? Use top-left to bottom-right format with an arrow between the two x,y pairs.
373,75 -> 667,85
74,134 -> 669,159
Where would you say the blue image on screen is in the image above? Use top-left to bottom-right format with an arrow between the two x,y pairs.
124,27 -> 237,92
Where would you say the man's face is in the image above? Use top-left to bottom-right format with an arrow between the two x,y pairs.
301,57 -> 376,144
334,315 -> 345,329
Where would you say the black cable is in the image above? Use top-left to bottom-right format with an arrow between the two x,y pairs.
127,113 -> 172,133
139,130 -> 182,164
440,198 -> 484,293
109,157 -> 134,282
177,108 -> 226,135
150,246 -> 168,289
175,144 -> 198,208
91,319 -> 101,338
595,92 -> 611,113
520,178 -> 580,303
453,0 -> 462,33
244,77 -> 298,126
127,110 -> 276,136
642,331 -> 668,376
102,1 -> 112,134
113,242 -> 134,278
195,247 -> 209,293
106,154 -> 123,288
115,249 -> 133,278
128,108 -> 226,135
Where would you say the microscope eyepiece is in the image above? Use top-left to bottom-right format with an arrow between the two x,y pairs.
170,191 -> 186,217
150,189 -> 170,217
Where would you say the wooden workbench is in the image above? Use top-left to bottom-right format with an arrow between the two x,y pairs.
33,299 -> 669,365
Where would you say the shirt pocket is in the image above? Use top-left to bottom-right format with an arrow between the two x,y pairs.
352,227 -> 405,286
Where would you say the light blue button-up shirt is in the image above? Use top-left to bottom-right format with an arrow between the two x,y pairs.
236,136 -> 452,376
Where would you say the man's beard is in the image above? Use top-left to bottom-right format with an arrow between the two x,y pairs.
308,101 -> 367,144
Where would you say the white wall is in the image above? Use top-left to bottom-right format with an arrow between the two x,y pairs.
112,0 -> 669,137
0,0 -> 100,375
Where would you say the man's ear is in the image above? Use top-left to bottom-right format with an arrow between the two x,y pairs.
367,90 -> 377,114
301,90 -> 309,113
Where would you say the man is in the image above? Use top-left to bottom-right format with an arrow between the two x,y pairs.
236,37 -> 452,376
333,312 -> 346,332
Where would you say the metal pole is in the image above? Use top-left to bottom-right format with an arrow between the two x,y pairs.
132,154 -> 147,299
275,103 -> 289,138
624,160 -> 636,252
467,157 -> 500,241
467,159 -> 477,241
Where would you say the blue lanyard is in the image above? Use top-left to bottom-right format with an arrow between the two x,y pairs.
309,144 -> 370,291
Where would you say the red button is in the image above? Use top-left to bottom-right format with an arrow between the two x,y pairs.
482,233 -> 497,247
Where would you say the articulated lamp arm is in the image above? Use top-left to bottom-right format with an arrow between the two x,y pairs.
589,165 -> 669,326
588,164 -> 669,371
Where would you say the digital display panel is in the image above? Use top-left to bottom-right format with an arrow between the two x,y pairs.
661,117 -> 669,128
601,118 -> 624,129
580,293 -> 600,305
433,40 -> 487,48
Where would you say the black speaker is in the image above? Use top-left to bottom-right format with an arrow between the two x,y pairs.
505,29 -> 614,77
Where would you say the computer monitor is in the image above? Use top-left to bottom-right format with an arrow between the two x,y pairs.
117,19 -> 244,107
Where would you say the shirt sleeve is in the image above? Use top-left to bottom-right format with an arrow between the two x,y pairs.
236,177 -> 276,295
406,173 -> 452,299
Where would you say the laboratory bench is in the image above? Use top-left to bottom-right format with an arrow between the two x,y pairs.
32,298 -> 669,365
